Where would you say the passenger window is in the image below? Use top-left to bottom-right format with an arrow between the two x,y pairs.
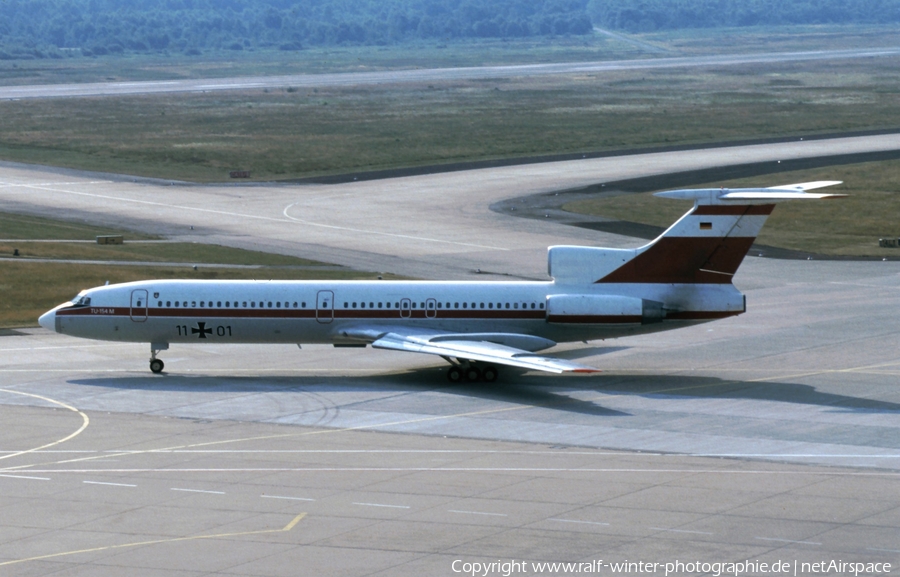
174,302 -> 179,308
539,303 -> 545,309
200,301 -> 204,308
437,302 -> 442,309
302,302 -> 306,307
512,303 -> 516,309
480,303 -> 484,309
361,302 -> 366,308
370,302 -> 374,308
192,301 -> 196,307
378,302 -> 382,308
217,301 -> 221,307
293,302 -> 298,308
209,302 -> 213,307
462,302 -> 467,309
166,301 -> 171,307
488,303 -> 493,309
411,303 -> 416,309
276,302 -> 281,308
225,302 -> 230,308
395,302 -> 399,308
267,302 -> 272,308
157,301 -> 162,307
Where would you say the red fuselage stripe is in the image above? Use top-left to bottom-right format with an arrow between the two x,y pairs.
57,307 -> 737,322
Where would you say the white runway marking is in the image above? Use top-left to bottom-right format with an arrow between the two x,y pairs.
353,502 -> 411,509
0,388 -> 90,467
0,473 -> 50,481
171,487 -> 225,495
756,537 -> 821,546
448,509 -> 508,517
13,467 -> 900,476
1,178 -> 508,252
548,518 -> 610,527
261,494 -> 315,502
83,480 -> 136,487
282,202 -> 508,251
650,527 -> 713,535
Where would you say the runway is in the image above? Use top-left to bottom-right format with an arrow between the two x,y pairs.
2,47 -> 900,100
1,135 -> 899,573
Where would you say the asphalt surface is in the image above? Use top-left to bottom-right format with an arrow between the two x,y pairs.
1,135 -> 899,574
2,47 -> 900,100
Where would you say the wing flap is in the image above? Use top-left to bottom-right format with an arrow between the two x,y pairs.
370,331 -> 600,374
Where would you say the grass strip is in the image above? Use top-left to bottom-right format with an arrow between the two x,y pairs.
562,160 -> 900,257
0,261 -> 399,329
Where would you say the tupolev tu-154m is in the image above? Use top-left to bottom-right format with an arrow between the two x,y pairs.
39,181 -> 844,381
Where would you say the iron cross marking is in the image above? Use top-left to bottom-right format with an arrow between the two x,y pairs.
192,322 -> 213,339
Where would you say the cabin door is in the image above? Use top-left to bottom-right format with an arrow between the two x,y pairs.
130,289 -> 148,322
316,290 -> 334,324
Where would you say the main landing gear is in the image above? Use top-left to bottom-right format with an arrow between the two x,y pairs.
149,343 -> 168,374
445,360 -> 498,383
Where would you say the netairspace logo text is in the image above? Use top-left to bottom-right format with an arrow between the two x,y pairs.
451,559 -> 893,576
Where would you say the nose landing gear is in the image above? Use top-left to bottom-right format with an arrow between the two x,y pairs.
149,342 -> 169,374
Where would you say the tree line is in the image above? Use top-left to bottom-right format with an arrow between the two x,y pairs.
587,0 -> 900,33
0,0 -> 897,60
0,0 -> 592,59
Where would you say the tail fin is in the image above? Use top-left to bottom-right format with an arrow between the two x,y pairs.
548,181 -> 844,286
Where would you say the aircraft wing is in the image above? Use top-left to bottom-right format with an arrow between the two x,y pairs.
339,327 -> 600,374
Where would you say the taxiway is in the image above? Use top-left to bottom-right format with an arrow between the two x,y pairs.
1,135 -> 899,574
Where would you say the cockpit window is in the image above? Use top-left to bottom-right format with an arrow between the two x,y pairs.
71,293 -> 91,307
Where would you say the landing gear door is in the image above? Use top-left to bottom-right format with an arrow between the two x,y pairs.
130,289 -> 148,322
316,290 -> 334,324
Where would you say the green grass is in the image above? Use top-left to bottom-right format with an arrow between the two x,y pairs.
0,54 -> 898,182
0,212 -> 159,240
0,36 -> 641,87
1,241 -> 328,266
1,261 -> 399,329
562,159 -> 900,257
0,211 -> 390,328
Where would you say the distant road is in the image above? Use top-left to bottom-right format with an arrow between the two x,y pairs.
2,47 -> 899,100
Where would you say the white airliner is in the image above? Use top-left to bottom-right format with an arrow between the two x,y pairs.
39,181 -> 844,381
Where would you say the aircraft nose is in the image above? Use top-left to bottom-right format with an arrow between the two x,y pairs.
38,309 -> 56,332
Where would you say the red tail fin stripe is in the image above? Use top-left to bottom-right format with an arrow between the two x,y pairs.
692,205 -> 775,216
595,237 -> 755,284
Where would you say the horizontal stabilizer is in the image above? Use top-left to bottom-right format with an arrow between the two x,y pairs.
718,191 -> 847,200
768,180 -> 843,191
654,180 -> 845,204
